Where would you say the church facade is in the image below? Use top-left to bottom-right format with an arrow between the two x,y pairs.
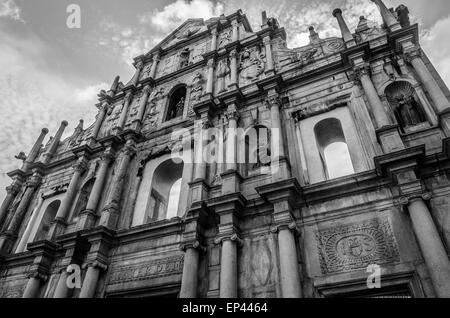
1,0 -> 450,298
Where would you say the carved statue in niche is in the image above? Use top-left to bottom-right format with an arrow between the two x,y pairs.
395,94 -> 426,127
179,48 -> 191,69
169,97 -> 185,119
395,5 -> 410,28
239,47 -> 265,84
218,29 -> 232,48
216,59 -> 230,93
190,72 -> 203,101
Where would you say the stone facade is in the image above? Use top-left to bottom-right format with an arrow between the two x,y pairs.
1,2 -> 450,298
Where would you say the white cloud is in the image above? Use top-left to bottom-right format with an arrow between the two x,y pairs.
421,15 -> 450,87
144,0 -> 224,33
0,0 -> 23,22
0,29 -> 104,202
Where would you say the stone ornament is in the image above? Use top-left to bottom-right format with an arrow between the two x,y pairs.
239,47 -> 266,85
190,72 -> 204,101
315,218 -> 400,274
218,29 -> 232,48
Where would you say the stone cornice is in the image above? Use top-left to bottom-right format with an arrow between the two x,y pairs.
374,145 -> 426,179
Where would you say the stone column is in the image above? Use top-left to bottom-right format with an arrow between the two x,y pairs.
405,48 -> 450,114
231,19 -> 239,42
76,150 -> 115,231
218,235 -> 241,298
99,140 -> 135,229
79,262 -> 106,298
48,158 -> 88,239
356,65 -> 391,128
228,49 -> 238,89
131,85 -> 151,131
22,275 -> 43,298
206,59 -> 215,95
406,197 -> 450,297
210,27 -> 218,51
91,103 -> 108,141
179,242 -> 202,298
53,270 -> 70,298
0,173 -> 42,252
193,119 -> 209,181
332,8 -> 356,47
0,183 -> 21,228
225,107 -> 239,172
273,224 -> 302,298
370,0 -> 401,31
15,194 -> 44,253
263,36 -> 275,75
150,53 -> 160,79
22,128 -> 49,172
267,95 -> 285,159
42,121 -> 68,164
116,91 -> 133,131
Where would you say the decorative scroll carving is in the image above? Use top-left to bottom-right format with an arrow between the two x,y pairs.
315,218 -> 400,274
108,256 -> 184,285
0,284 -> 26,298
190,72 -> 203,101
218,29 -> 232,48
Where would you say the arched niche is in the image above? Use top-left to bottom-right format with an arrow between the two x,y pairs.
314,118 -> 355,180
132,153 -> 193,227
242,125 -> 271,176
165,85 -> 187,121
299,107 -> 367,183
34,199 -> 61,241
385,81 -> 428,132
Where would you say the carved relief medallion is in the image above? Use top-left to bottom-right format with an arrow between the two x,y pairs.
315,218 -> 400,274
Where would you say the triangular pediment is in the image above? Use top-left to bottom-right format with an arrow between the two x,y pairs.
155,19 -> 208,50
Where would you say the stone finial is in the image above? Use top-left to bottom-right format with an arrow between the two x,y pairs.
332,8 -> 356,47
332,8 -> 342,17
309,26 -> 320,44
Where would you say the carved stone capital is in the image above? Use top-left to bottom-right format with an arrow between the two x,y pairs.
229,49 -> 238,59
214,233 -> 244,247
398,191 -> 432,206
353,64 -> 371,80
27,271 -> 49,282
73,158 -> 88,173
6,183 -> 21,196
101,149 -> 116,162
142,84 -> 152,95
265,95 -> 282,110
207,59 -> 215,68
124,91 -> 133,104
83,260 -> 108,272
225,109 -> 240,122
270,221 -> 299,235
179,240 -> 206,254
26,176 -> 42,189
403,48 -> 422,63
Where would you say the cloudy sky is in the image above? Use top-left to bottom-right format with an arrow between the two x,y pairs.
1,0 -> 450,201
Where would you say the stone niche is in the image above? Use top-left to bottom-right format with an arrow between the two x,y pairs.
315,218 -> 400,274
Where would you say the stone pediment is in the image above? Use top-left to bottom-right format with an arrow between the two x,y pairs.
156,19 -> 207,50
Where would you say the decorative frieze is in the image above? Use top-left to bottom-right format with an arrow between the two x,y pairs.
108,256 -> 184,285
315,218 -> 400,274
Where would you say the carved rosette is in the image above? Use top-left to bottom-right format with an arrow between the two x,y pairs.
315,218 -> 400,274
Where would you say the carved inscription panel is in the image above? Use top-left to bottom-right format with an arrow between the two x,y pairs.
315,218 -> 400,274
108,255 -> 184,285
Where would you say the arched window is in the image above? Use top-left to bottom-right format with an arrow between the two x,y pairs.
34,200 -> 60,241
71,179 -> 95,223
166,85 -> 187,121
314,118 -> 355,180
385,81 -> 427,131
147,159 -> 184,222
244,125 -> 271,176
